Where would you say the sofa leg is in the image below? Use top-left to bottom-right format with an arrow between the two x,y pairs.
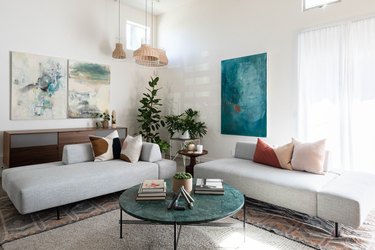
56,207 -> 60,220
334,222 -> 340,237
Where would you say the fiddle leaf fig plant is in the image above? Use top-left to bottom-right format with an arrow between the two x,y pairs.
137,77 -> 170,153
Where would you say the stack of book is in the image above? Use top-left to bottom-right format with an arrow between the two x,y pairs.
194,178 -> 224,195
136,179 -> 167,201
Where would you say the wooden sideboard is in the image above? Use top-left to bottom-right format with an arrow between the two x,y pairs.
3,127 -> 127,168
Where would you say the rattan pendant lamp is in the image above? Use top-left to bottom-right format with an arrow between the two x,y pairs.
133,0 -> 159,65
112,0 -> 126,59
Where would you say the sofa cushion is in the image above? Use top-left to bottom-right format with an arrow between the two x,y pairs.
120,135 -> 142,163
194,158 -> 339,216
291,138 -> 326,174
253,138 -> 293,170
234,142 -> 256,160
318,171 -> 375,228
140,142 -> 162,162
2,160 -> 158,214
62,143 -> 94,165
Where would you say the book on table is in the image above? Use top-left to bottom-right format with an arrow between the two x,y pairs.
137,180 -> 166,201
141,179 -> 165,192
194,178 -> 224,194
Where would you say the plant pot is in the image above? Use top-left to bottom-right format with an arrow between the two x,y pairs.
173,178 -> 193,193
179,131 -> 190,139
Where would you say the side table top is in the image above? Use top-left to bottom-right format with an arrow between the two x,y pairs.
178,149 -> 208,157
119,179 -> 244,225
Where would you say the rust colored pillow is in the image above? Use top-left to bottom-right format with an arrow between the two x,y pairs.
253,138 -> 294,170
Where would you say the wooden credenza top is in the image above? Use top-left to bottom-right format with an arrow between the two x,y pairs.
5,127 -> 127,135
3,127 -> 128,168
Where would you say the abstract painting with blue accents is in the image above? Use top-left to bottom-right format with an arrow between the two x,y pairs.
68,60 -> 110,118
221,53 -> 267,137
11,52 -> 67,120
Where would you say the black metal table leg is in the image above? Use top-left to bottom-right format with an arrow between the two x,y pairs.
174,222 -> 177,250
243,196 -> 246,242
120,209 -> 123,239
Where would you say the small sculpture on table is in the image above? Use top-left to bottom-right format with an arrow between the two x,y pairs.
168,186 -> 195,210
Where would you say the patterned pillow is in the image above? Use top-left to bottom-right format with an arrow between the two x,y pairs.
291,138 -> 326,174
89,130 -> 121,161
120,135 -> 143,163
253,138 -> 294,170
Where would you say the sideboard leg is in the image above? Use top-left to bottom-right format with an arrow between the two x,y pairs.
334,222 -> 340,237
56,207 -> 60,220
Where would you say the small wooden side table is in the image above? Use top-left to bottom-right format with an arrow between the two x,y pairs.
178,149 -> 208,176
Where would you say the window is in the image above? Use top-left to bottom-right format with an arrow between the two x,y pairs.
126,21 -> 150,51
303,0 -> 340,11
298,16 -> 375,173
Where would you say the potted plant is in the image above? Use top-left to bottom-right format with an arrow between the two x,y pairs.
165,108 -> 208,139
137,77 -> 170,154
96,112 -> 111,128
173,172 -> 193,193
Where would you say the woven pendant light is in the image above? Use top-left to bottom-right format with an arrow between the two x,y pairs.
112,43 -> 126,59
134,44 -> 159,65
112,0 -> 126,59
154,48 -> 168,67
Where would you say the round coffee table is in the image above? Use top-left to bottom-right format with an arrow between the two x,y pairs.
178,149 -> 208,176
119,179 -> 245,250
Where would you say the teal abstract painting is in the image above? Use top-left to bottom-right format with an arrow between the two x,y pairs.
221,53 -> 267,137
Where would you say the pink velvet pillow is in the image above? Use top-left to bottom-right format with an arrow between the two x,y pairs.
291,138 -> 326,174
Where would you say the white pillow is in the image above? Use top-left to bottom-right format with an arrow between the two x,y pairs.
120,135 -> 143,163
291,138 -> 326,174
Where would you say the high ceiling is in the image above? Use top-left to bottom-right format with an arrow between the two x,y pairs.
121,0 -> 194,16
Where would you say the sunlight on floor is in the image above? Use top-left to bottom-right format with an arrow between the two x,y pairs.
219,232 -> 281,250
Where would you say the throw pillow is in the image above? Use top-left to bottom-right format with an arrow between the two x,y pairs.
120,135 -> 143,163
291,138 -> 326,174
106,130 -> 121,159
253,138 -> 294,170
89,135 -> 114,162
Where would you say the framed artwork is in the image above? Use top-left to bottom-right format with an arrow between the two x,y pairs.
68,60 -> 110,118
11,52 -> 67,120
221,53 -> 267,137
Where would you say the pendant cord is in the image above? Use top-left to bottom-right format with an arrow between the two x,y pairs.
145,0 -> 148,44
118,0 -> 121,43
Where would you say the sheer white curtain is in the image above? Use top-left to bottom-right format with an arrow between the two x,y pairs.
298,17 -> 375,173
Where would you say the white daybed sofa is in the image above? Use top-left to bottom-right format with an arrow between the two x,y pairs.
194,142 -> 375,236
2,142 -> 176,216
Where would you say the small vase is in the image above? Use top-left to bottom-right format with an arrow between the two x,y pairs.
173,178 -> 193,193
102,120 -> 109,129
179,131 -> 190,139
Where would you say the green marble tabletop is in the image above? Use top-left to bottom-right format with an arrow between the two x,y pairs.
119,179 -> 244,224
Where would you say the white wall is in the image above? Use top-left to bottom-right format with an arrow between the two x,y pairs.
0,0 -> 156,161
157,0 -> 375,160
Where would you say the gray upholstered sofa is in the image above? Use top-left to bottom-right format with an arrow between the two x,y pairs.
195,142 -> 375,235
2,142 -> 176,215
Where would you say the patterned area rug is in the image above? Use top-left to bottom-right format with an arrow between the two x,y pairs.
234,198 -> 375,250
0,192 -> 121,245
1,191 -> 374,249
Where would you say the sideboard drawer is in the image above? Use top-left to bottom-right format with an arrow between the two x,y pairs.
58,131 -> 94,144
